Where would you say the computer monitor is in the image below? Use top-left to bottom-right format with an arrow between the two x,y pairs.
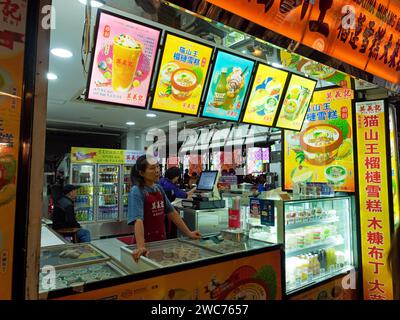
197,171 -> 219,192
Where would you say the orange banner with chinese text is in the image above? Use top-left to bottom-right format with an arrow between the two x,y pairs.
356,100 -> 393,300
0,0 -> 27,300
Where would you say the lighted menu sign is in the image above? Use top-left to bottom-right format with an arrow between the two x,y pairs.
152,33 -> 213,116
283,88 -> 355,192
86,10 -> 161,108
355,100 -> 394,300
275,74 -> 317,131
202,50 -> 255,122
243,63 -> 289,127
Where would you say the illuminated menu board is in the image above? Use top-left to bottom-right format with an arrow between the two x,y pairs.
202,50 -> 255,122
283,88 -> 355,192
151,33 -> 214,116
242,63 -> 289,127
275,74 -> 317,131
87,10 -> 161,108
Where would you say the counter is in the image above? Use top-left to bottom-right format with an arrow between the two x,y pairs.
40,234 -> 283,300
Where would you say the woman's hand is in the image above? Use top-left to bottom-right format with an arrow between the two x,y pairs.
187,230 -> 202,239
132,246 -> 148,263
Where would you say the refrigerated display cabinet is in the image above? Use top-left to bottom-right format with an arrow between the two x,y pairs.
70,164 -> 95,222
121,165 -> 133,221
38,260 -> 129,295
97,164 -> 120,221
278,196 -> 358,296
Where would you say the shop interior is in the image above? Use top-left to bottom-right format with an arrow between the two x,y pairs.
38,0 -> 400,300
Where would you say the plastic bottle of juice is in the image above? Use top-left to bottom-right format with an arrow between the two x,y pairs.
214,68 -> 227,107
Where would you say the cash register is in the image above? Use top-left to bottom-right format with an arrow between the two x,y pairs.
182,171 -> 226,210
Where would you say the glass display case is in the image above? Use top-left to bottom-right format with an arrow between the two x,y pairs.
121,239 -> 220,273
39,243 -> 130,296
40,243 -> 109,269
39,261 -> 128,295
71,164 -> 95,222
121,165 -> 133,220
280,196 -> 357,295
97,165 -> 120,221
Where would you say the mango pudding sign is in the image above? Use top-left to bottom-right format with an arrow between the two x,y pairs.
284,88 -> 355,192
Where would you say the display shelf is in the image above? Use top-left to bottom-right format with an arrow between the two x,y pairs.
99,193 -> 117,196
75,205 -> 92,209
73,183 -> 94,186
99,204 -> 118,207
286,237 -> 344,258
286,265 -> 354,295
99,182 -> 118,184
285,217 -> 340,230
76,194 -> 93,196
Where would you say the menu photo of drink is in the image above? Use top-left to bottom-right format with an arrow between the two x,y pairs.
242,63 -> 289,127
86,10 -> 161,108
151,33 -> 214,116
275,74 -> 317,131
202,50 -> 255,122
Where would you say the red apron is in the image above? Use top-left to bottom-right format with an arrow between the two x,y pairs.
142,188 -> 167,243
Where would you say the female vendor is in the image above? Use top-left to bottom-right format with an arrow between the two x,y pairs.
128,155 -> 201,262
159,167 -> 196,202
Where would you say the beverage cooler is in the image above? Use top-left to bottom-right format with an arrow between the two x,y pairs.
278,196 -> 359,297
97,165 -> 120,221
121,165 -> 133,221
71,164 -> 96,222
70,163 -> 131,238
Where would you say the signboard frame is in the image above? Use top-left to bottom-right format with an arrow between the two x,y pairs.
150,31 -> 215,117
85,9 -> 162,109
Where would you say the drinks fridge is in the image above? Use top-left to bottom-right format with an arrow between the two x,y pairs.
122,165 -> 133,220
97,165 -> 120,221
71,164 -> 95,222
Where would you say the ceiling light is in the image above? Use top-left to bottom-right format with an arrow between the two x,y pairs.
146,113 -> 157,118
136,136 -> 140,139
78,0 -> 105,7
126,122 -> 136,126
51,48 -> 73,58
47,73 -> 58,80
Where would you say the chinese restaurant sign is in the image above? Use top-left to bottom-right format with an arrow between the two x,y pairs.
243,63 -> 289,127
71,147 -> 141,165
152,33 -> 213,116
275,74 -> 317,131
355,100 -> 393,300
87,10 -> 161,108
57,249 -> 282,300
202,50 -> 255,122
206,0 -> 400,84
284,88 -> 355,192
0,0 -> 27,300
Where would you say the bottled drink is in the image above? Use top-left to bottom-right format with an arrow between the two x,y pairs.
214,68 -> 227,107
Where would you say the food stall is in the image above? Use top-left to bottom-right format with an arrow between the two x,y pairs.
9,0 -> 400,301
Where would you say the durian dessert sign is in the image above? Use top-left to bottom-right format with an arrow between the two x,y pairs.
283,88 -> 355,192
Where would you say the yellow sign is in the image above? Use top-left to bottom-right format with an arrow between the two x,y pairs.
356,100 -> 393,300
0,0 -> 27,300
389,108 -> 400,230
242,63 -> 289,127
275,74 -> 317,131
284,88 -> 355,192
71,147 -> 124,164
57,249 -> 282,300
152,33 -> 213,116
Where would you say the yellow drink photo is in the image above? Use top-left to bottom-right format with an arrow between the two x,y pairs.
112,34 -> 142,92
